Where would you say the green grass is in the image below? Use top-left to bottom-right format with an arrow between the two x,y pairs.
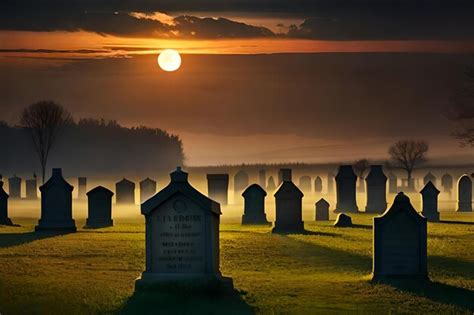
0,212 -> 473,314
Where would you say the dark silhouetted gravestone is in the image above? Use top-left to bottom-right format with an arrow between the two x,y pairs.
299,176 -> 312,192
441,173 -> 453,193
365,165 -> 387,214
259,169 -> 266,188
8,175 -> 21,199
241,184 -> 270,225
234,170 -> 249,194
273,169 -> 304,233
314,176 -> 323,193
266,176 -> 276,192
140,178 -> 157,204
86,186 -> 114,228
335,165 -> 359,213
26,177 -> 38,200
0,180 -> 13,225
35,168 -> 76,232
78,177 -> 87,199
327,173 -> 335,194
457,175 -> 472,212
315,198 -> 329,221
334,213 -> 352,227
372,192 -> 428,281
278,169 -> 284,185
420,181 -> 440,222
116,178 -> 135,204
423,172 -> 436,186
207,174 -> 229,205
388,172 -> 398,194
136,167 -> 233,290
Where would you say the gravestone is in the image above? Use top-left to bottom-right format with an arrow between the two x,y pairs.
266,176 -> 276,192
441,173 -> 453,193
140,178 -> 157,204
315,198 -> 329,221
365,165 -> 387,214
135,167 -> 233,289
278,169 -> 284,185
241,184 -> 270,225
234,170 -> 249,194
26,177 -> 38,200
259,169 -> 266,188
335,165 -> 359,213
334,213 -> 352,227
0,180 -> 13,225
457,175 -> 472,212
314,176 -> 323,193
116,178 -> 135,204
207,174 -> 229,205
273,169 -> 304,233
298,176 -> 312,192
35,168 -> 76,232
327,173 -> 335,194
86,186 -> 114,228
388,172 -> 397,194
423,172 -> 436,186
420,181 -> 440,222
372,192 -> 428,281
78,177 -> 87,199
8,175 -> 21,199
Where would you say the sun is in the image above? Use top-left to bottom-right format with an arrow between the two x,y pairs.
157,49 -> 181,72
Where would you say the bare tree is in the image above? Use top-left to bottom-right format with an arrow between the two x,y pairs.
388,140 -> 429,183
20,101 -> 73,183
450,66 -> 474,147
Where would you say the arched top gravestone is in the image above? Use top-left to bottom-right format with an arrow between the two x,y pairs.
335,165 -> 359,213
457,175 -> 472,212
298,176 -> 312,192
241,184 -> 270,225
140,177 -> 157,204
86,186 -> 114,228
365,165 -> 387,214
441,173 -> 453,192
234,170 -> 249,193
314,176 -> 323,193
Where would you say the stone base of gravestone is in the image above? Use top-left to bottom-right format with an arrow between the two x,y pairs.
135,273 -> 234,292
334,213 -> 353,227
457,203 -> 472,212
242,213 -> 271,225
0,217 -> 13,226
35,219 -> 76,232
272,222 -> 304,233
85,218 -> 113,228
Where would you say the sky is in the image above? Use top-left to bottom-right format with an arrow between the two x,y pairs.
1,0 -> 473,165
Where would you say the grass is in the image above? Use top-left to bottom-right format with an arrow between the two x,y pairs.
0,208 -> 473,314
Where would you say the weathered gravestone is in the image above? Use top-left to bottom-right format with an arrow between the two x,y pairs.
140,178 -> 157,204
258,169 -> 266,188
388,172 -> 398,194
334,213 -> 352,227
315,198 -> 329,221
327,173 -> 335,194
335,165 -> 359,213
135,167 -> 233,289
365,165 -> 387,214
234,170 -> 249,195
420,181 -> 440,222
0,180 -> 13,225
273,169 -> 304,233
207,174 -> 229,205
8,175 -> 21,199
423,172 -> 436,186
35,168 -> 76,232
314,176 -> 323,193
86,186 -> 114,228
78,177 -> 87,199
241,184 -> 270,225
266,176 -> 276,192
441,173 -> 453,193
457,175 -> 472,212
372,192 -> 428,281
116,178 -> 135,204
26,177 -> 38,200
299,176 -> 312,192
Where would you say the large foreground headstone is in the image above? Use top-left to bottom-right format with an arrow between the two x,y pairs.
35,168 -> 76,232
241,184 -> 270,225
116,178 -> 135,204
0,180 -> 13,225
441,173 -> 453,193
420,181 -> 440,222
135,167 -> 232,289
365,165 -> 387,214
372,192 -> 428,281
314,176 -> 323,193
273,169 -> 304,233
78,177 -> 87,199
335,165 -> 359,213
26,177 -> 38,200
207,174 -> 229,205
86,186 -> 114,228
457,175 -> 472,212
8,175 -> 21,199
388,172 -> 398,194
315,198 -> 329,221
140,178 -> 157,204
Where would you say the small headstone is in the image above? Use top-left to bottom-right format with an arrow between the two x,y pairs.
334,213 -> 352,227
0,180 -> 13,225
241,184 -> 270,225
423,172 -> 436,186
116,178 -> 135,204
35,168 -> 76,232
86,186 -> 114,228
140,178 -> 157,204
314,176 -> 323,193
315,198 -> 329,221
26,178 -> 38,200
78,177 -> 87,199
207,174 -> 229,205
372,192 -> 428,281
298,176 -> 312,192
234,170 -> 249,194
420,181 -> 440,222
327,173 -> 335,194
266,176 -> 276,192
335,165 -> 359,213
441,173 -> 453,193
365,165 -> 387,214
8,175 -> 21,199
258,169 -> 266,188
273,169 -> 304,233
135,167 -> 233,290
388,172 -> 398,194
456,175 -> 472,212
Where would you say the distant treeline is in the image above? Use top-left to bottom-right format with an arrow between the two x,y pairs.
0,118 -> 184,177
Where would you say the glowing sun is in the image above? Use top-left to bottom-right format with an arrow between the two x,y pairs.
157,49 -> 181,72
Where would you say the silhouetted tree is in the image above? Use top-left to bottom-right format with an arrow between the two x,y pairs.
388,140 -> 429,182
20,101 -> 73,183
450,66 -> 474,147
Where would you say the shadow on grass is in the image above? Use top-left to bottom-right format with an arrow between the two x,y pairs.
273,229 -> 340,237
349,224 -> 372,230
439,220 -> 474,226
0,231 -> 72,248
430,256 -> 474,279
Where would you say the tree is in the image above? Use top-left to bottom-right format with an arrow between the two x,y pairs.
388,140 -> 429,184
20,101 -> 73,183
450,66 -> 474,147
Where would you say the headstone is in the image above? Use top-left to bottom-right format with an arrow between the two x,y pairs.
86,186 -> 114,228
234,170 -> 249,194
423,172 -> 436,186
420,181 -> 440,222
388,172 -> 398,194
135,167 -> 233,289
273,169 -> 304,233
335,165 -> 359,213
278,169 -> 284,185
241,184 -> 270,225
365,165 -> 387,214
26,178 -> 38,200
258,169 -> 266,188
456,175 -> 472,212
266,176 -> 276,192
279,168 -> 292,182
78,177 -> 87,199
372,192 -> 428,281
334,213 -> 352,227
315,198 -> 329,221
327,173 -> 335,194
298,176 -> 312,192
35,168 -> 76,232
314,176 -> 323,193
8,175 -> 21,199
140,178 -> 157,204
207,174 -> 229,205
0,180 -> 13,225
441,173 -> 453,193
116,178 -> 135,204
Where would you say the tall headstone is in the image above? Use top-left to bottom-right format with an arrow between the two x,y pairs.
26,177 -> 38,200
372,192 -> 428,281
457,175 -> 472,212
315,198 -> 329,221
116,178 -> 135,204
234,170 -> 249,194
423,172 -> 436,186
388,172 -> 398,194
135,167 -> 233,289
78,177 -> 87,199
335,165 -> 359,213
365,165 -> 387,214
273,169 -> 304,233
241,184 -> 269,225
298,176 -> 312,192
207,174 -> 229,205
327,173 -> 335,194
0,180 -> 13,225
258,169 -> 266,188
35,168 -> 76,232
420,181 -> 440,222
441,173 -> 453,193
140,178 -> 157,204
314,176 -> 323,193
86,186 -> 114,228
8,175 -> 21,199
266,176 -> 276,192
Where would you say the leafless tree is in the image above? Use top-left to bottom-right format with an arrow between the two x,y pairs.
450,66 -> 474,147
20,101 -> 73,183
388,140 -> 429,181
